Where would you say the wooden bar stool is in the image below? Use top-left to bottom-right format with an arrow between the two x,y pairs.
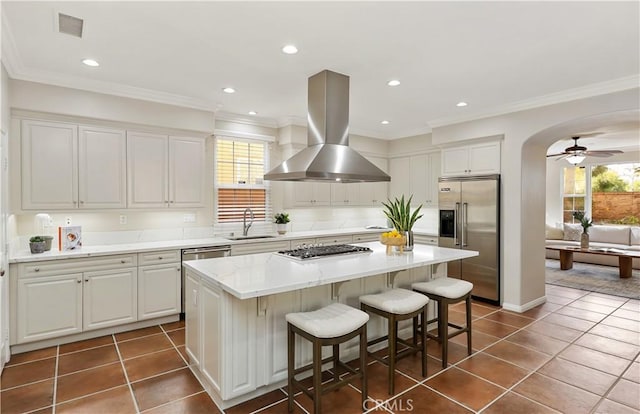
286,302 -> 369,414
359,288 -> 429,395
412,277 -> 473,368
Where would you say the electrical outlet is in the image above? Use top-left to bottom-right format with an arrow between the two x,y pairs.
65,216 -> 72,225
119,215 -> 127,225
183,213 -> 196,223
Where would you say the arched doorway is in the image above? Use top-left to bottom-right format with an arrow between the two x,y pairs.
519,109 -> 639,309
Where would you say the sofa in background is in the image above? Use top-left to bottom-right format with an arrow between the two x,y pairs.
546,224 -> 640,270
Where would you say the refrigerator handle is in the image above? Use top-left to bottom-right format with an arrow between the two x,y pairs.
462,202 -> 468,247
454,202 -> 460,246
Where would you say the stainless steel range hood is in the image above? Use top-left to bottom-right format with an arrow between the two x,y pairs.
264,70 -> 390,183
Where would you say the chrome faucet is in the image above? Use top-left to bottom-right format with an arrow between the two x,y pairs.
242,208 -> 254,236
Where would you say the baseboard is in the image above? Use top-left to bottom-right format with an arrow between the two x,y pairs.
502,295 -> 546,313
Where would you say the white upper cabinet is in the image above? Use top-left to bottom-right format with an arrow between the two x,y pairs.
21,120 -> 78,210
441,142 -> 501,177
21,120 -> 126,210
409,152 -> 440,207
78,126 -> 127,208
169,136 -> 206,208
389,156 -> 411,200
288,182 -> 331,207
358,156 -> 389,206
127,132 -> 205,208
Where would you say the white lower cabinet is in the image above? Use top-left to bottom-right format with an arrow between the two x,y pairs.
138,263 -> 181,320
17,273 -> 83,343
200,280 -> 222,394
185,272 -> 201,367
84,268 -> 137,330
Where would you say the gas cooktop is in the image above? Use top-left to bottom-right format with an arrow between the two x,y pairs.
276,244 -> 372,260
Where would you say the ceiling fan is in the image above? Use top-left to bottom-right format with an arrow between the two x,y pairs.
546,135 -> 623,165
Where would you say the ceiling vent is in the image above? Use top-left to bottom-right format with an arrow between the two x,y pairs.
58,13 -> 83,38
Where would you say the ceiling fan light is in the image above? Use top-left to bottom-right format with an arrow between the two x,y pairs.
566,154 -> 586,165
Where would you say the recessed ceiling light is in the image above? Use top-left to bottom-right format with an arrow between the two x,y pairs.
381,120 -> 390,125
222,87 -> 236,94
248,111 -> 257,115
456,101 -> 468,107
387,80 -> 400,86
282,45 -> 298,54
82,58 -> 99,67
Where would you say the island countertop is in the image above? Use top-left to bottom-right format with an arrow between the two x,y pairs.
183,242 -> 478,299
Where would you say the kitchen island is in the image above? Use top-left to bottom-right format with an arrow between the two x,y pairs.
182,242 -> 477,409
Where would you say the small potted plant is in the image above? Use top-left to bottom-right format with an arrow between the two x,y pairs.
381,195 -> 423,251
274,212 -> 290,235
572,211 -> 593,249
29,236 -> 46,254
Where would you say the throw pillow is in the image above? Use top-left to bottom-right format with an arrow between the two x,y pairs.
545,224 -> 564,240
563,223 -> 582,241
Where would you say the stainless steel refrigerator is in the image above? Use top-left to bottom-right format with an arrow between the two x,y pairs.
438,175 -> 500,304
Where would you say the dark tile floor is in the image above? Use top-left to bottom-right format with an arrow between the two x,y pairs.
1,285 -> 639,413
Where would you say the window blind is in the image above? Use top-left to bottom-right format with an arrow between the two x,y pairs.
215,137 -> 271,222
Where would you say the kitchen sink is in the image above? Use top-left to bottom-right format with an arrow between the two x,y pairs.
224,234 -> 278,240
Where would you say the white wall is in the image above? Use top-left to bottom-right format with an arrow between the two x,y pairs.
433,88 -> 640,311
545,151 -> 640,226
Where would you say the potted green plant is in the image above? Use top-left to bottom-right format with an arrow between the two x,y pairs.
29,236 -> 46,254
572,211 -> 593,249
381,195 -> 423,251
274,212 -> 290,235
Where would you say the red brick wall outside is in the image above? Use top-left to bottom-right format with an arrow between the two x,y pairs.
592,192 -> 640,224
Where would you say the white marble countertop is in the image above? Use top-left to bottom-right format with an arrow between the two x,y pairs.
183,242 -> 478,299
10,227 -> 439,263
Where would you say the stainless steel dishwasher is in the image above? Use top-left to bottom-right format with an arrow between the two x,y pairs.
181,246 -> 231,313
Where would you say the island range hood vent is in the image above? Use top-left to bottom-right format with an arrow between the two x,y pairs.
264,70 -> 390,183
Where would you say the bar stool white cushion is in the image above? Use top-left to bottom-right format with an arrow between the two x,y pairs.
286,303 -> 369,339
360,288 -> 429,314
412,277 -> 473,299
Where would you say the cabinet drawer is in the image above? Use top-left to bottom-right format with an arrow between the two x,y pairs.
19,254 -> 137,278
316,235 -> 353,245
138,250 -> 180,266
352,233 -> 380,242
231,241 -> 291,256
414,235 -> 438,245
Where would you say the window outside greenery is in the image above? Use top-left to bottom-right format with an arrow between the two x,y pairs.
563,162 -> 639,225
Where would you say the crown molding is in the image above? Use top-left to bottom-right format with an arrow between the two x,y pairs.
428,75 -> 640,129
214,111 -> 278,129
276,116 -> 306,128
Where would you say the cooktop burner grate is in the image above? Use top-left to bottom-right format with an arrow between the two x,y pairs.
276,244 -> 372,260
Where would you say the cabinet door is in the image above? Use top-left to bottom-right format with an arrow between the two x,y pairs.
185,271 -> 201,366
330,183 -> 358,206
441,147 -> 469,176
21,120 -> 78,210
127,132 -> 168,208
312,183 -> 331,206
290,182 -> 314,206
83,268 -> 137,331
169,136 -> 205,208
17,273 -> 82,343
468,142 -> 501,175
264,291 -> 298,384
426,152 -> 441,206
78,126 -> 127,208
138,263 -> 181,320
200,281 -> 222,394
389,157 -> 411,200
222,293 -> 257,398
366,156 -> 389,206
410,154 -> 428,205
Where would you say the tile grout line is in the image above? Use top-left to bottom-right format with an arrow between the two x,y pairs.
138,390 -> 207,413
112,333 -> 142,414
51,345 -> 59,414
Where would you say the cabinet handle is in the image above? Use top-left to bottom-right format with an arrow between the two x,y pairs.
0,269 -> 4,277
34,267 -> 40,272
80,201 -> 84,204
121,260 -> 126,264
77,279 -> 81,284
85,279 -> 89,282
158,256 -> 163,260
170,201 -> 174,204
177,267 -> 181,271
